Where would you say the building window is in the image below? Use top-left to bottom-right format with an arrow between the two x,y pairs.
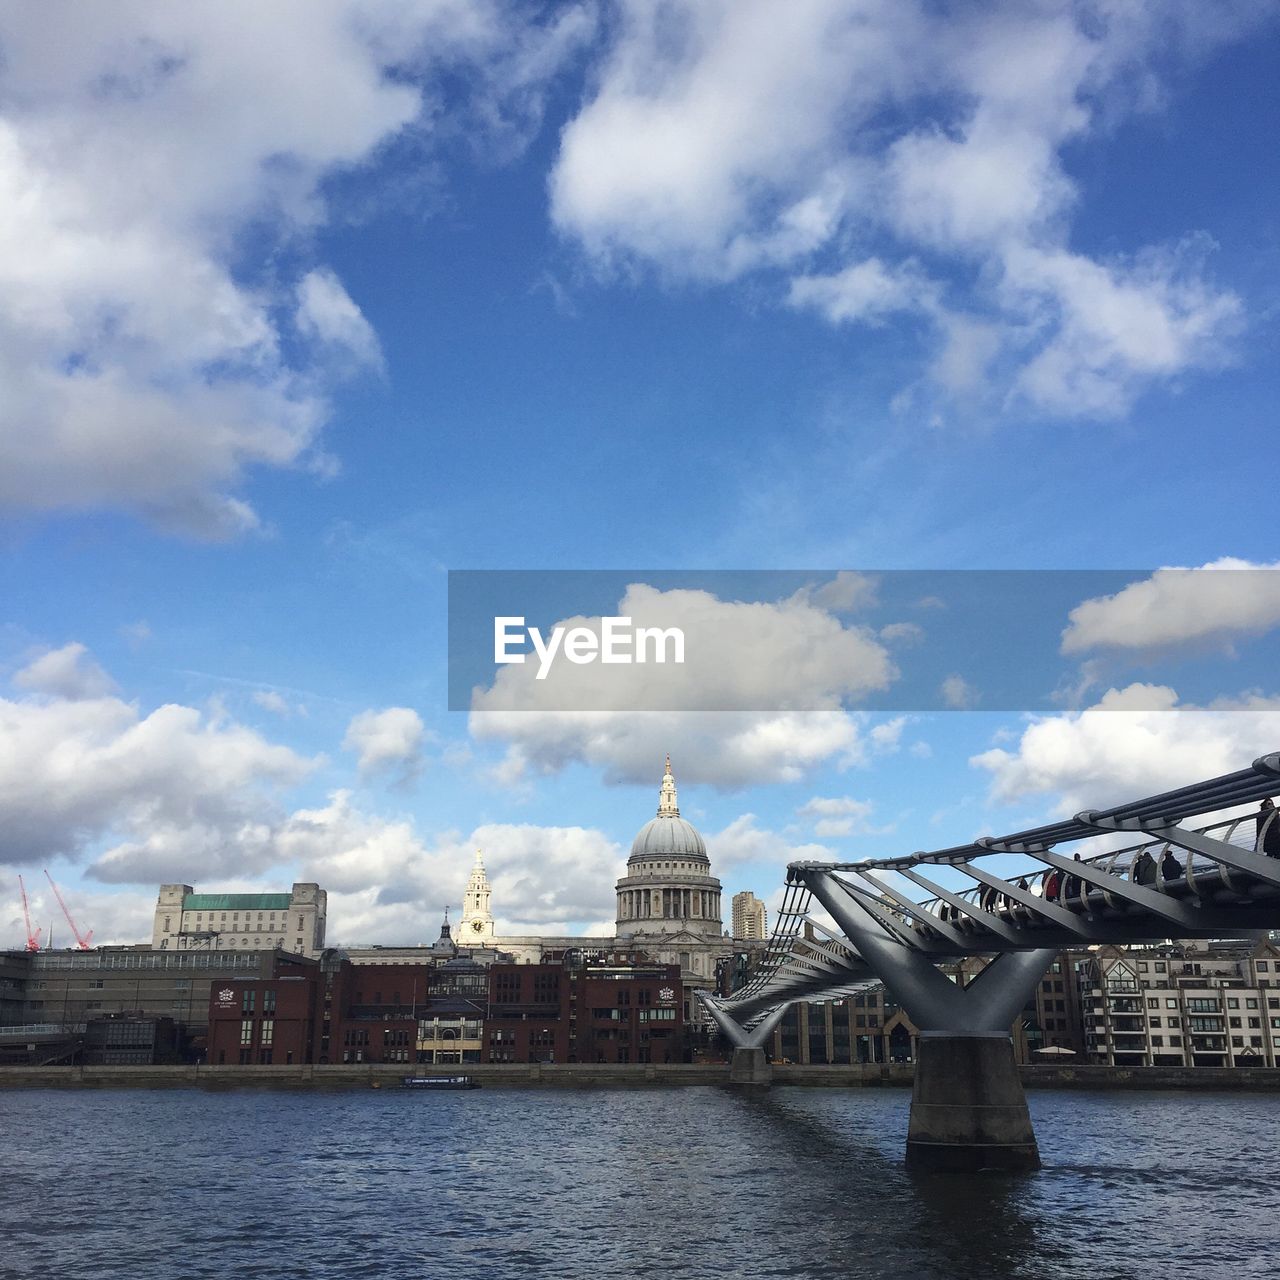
240,1019 -> 254,1046
263,989 -> 276,1014
242,989 -> 255,1014
1247,998 -> 1260,1009
1227,998 -> 1240,1009
1166,999 -> 1178,1009
260,1020 -> 274,1046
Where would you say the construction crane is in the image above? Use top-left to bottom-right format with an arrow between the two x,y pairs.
17,875 -> 41,952
44,871 -> 93,950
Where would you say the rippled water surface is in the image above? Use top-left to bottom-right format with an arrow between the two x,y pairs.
1,1085 -> 1276,1279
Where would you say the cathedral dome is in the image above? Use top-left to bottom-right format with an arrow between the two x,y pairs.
616,755 -> 722,943
627,756 -> 709,864
630,814 -> 707,860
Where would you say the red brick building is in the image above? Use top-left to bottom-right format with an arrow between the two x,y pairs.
484,951 -> 683,1064
207,952 -> 487,1065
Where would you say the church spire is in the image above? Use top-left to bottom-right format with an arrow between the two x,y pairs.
657,754 -> 680,817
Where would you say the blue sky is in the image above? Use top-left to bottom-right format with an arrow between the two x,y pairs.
2,1 -> 1280,948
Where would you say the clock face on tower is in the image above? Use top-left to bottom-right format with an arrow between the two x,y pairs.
471,919 -> 485,933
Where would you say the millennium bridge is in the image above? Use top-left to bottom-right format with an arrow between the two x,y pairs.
702,752 -> 1280,1171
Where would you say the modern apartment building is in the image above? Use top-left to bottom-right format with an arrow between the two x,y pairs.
1080,939 -> 1280,1067
731,891 -> 768,941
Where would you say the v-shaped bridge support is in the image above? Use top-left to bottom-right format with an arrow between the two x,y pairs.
801,867 -> 1053,1171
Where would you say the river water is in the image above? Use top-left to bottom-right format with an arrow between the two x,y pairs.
0,1085 -> 1274,1280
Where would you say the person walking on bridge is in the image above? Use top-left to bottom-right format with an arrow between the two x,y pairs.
1132,849 -> 1158,884
1064,853 -> 1084,904
1161,848 -> 1184,881
1256,799 -> 1280,858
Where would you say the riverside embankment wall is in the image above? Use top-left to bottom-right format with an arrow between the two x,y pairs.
3,1062 -> 1280,1090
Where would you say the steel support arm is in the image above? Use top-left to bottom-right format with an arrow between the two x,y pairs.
699,993 -> 790,1050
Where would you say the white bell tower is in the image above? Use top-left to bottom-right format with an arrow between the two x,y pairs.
460,848 -> 495,943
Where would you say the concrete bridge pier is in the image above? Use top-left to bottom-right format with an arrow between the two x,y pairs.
729,1046 -> 772,1085
906,1032 -> 1038,1172
801,868 -> 1055,1172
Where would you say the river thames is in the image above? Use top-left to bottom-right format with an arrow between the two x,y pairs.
1,1085 -> 1275,1279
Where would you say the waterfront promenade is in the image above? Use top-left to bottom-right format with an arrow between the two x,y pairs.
4,1061 -> 1280,1089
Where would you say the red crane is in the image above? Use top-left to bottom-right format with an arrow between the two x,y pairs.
17,875 -> 41,952
44,871 -> 93,950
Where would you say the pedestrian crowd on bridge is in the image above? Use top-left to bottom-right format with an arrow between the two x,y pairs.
932,798 -> 1279,930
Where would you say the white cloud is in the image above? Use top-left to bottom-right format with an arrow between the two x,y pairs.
788,258 -> 935,326
343,706 -> 429,780
551,0 -> 915,277
972,682 -> 1280,814
0,3 -> 587,535
119,621 -> 153,648
295,268 -> 384,373
252,690 -> 291,717
1062,558 -> 1280,655
710,813 -> 834,872
550,0 -> 1259,418
868,715 -> 907,751
0,660 -> 316,876
804,570 -> 879,614
14,642 -> 116,700
941,674 -> 978,709
470,581 -> 898,786
476,710 -> 870,790
1,883 -> 158,951
278,791 -> 626,941
796,794 -> 878,838
879,622 -> 924,646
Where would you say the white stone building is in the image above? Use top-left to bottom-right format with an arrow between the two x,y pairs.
447,757 -> 748,1021
152,883 -> 327,957
459,849 -> 496,943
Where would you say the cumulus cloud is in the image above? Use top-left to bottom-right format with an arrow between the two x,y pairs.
1,883 -> 158,951
0,672 -> 316,877
551,0 -> 1261,417
796,795 -> 878,838
709,813 -> 834,872
252,690 -> 291,717
1061,558 -> 1280,655
470,581 -> 900,786
0,646 -> 632,942
279,791 -> 626,941
295,268 -> 384,374
14,642 -> 115,700
343,706 -> 430,780
940,674 -> 978,709
972,682 -> 1280,814
0,3 -> 589,535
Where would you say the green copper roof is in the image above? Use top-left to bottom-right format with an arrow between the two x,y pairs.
183,893 -> 293,911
